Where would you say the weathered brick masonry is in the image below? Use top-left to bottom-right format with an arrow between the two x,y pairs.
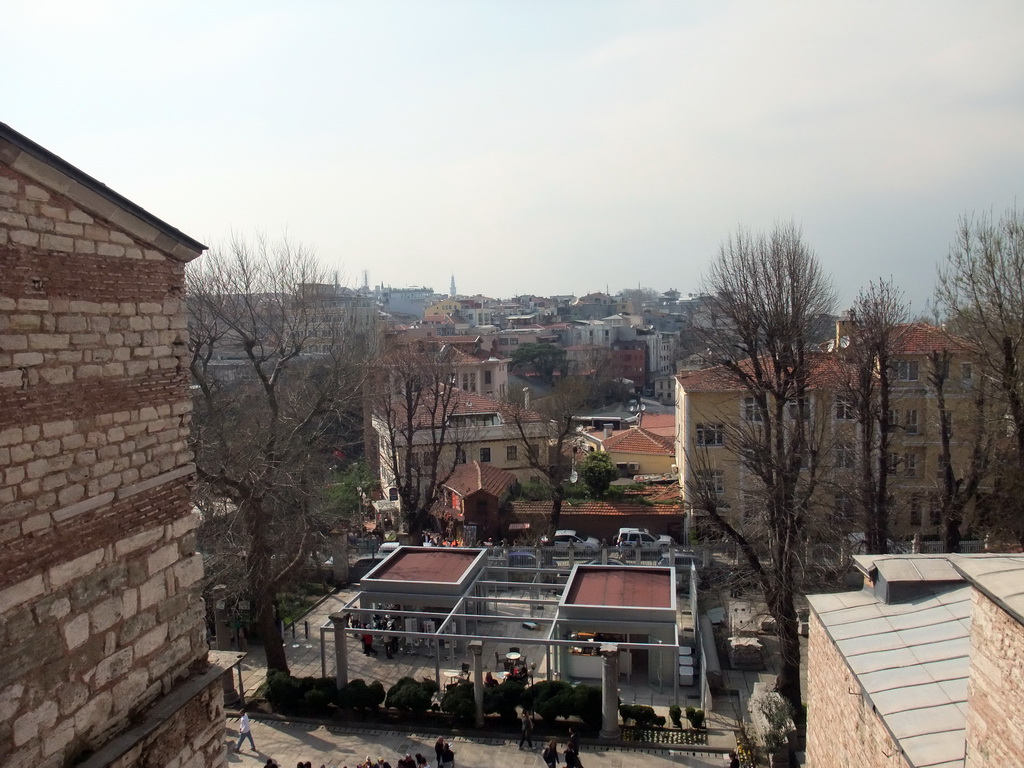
0,126 -> 226,768
805,611 -> 912,768
965,590 -> 1024,768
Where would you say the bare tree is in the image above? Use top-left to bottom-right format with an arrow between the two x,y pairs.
187,234 -> 368,673
837,280 -> 909,554
689,222 -> 836,713
936,207 -> 1024,545
927,347 -> 991,552
504,377 -> 591,531
370,342 -> 464,539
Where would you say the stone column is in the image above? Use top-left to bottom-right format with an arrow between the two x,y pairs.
330,527 -> 350,584
212,585 -> 239,704
469,640 -> 485,728
329,613 -> 350,689
599,644 -> 621,740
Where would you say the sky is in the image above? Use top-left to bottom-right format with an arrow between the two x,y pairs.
6,1 -> 1024,312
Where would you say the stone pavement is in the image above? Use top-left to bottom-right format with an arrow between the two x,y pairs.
225,716 -> 729,768
224,586 -> 789,761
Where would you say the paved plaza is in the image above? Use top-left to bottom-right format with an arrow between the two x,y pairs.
221,585 -> 795,765
225,717 -> 729,768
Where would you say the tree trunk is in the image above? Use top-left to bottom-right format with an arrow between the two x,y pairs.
550,486 -> 564,531
257,593 -> 289,674
766,579 -> 802,713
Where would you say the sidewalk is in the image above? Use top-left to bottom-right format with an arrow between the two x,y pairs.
226,715 -> 730,768
228,587 -> 750,755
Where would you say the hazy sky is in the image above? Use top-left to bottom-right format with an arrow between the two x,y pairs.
6,1 -> 1024,311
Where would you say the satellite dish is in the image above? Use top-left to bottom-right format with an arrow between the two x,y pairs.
570,470 -> 579,484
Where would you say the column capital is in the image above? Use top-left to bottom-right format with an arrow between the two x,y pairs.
469,640 -> 483,656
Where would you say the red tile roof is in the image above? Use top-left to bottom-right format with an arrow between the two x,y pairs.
443,461 -> 517,499
566,568 -> 673,608
888,323 -> 974,355
601,426 -> 674,456
677,352 -> 847,393
509,500 -> 683,516
639,413 -> 675,437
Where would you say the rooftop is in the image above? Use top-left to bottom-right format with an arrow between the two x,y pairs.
370,549 -> 480,584
565,567 -> 674,608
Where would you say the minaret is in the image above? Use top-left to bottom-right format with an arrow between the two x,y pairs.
450,273 -> 457,298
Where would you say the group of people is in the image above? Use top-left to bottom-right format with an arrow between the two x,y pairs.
534,724 -> 583,768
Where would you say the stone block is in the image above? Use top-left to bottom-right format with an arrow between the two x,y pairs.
40,234 -> 74,252
63,612 -> 91,650
49,548 -> 105,588
13,698 -> 58,748
94,646 -> 133,688
147,543 -> 180,576
90,596 -> 124,633
73,690 -> 112,736
0,574 -> 44,614
10,229 -> 40,247
114,526 -> 163,558
135,623 -> 169,659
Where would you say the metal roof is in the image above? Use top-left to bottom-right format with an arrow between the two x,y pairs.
808,582 -> 972,768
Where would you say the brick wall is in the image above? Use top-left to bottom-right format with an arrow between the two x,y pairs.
965,591 -> 1024,767
805,611 -> 912,768
0,158 -> 222,767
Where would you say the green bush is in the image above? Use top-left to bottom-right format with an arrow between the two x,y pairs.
304,689 -> 330,709
386,677 -> 435,714
526,680 -> 574,725
337,679 -> 385,711
685,707 -> 705,729
653,715 -> 666,727
440,682 -> 476,722
571,684 -> 603,729
265,672 -> 344,712
484,680 -> 526,723
669,704 -> 682,728
619,704 -> 657,726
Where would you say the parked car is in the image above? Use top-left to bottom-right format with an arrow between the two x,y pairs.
656,552 -> 700,585
551,530 -> 601,551
615,527 -> 675,549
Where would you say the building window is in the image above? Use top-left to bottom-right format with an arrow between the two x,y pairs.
836,443 -> 855,469
904,452 -> 917,477
506,445 -> 517,461
479,447 -> 491,463
910,496 -> 922,526
929,497 -> 942,526
696,423 -> 724,446
696,469 -> 725,496
905,409 -> 919,435
835,492 -> 855,520
835,395 -> 855,420
961,362 -> 973,386
887,409 -> 900,432
484,370 -> 492,385
897,360 -> 919,382
455,447 -> 467,464
743,396 -> 763,422
888,452 -> 901,473
787,398 -> 810,420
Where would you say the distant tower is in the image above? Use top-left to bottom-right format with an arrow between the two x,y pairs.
450,273 -> 457,298
362,270 -> 369,291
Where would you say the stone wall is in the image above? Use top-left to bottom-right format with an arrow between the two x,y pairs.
0,152 -> 223,767
805,611 -> 912,768
965,590 -> 1024,767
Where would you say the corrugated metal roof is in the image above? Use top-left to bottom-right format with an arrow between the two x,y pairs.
808,581 -> 972,768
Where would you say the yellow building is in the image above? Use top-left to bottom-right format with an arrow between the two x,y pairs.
675,323 -> 980,539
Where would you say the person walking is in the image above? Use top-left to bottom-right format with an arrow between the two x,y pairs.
567,726 -> 580,754
564,744 -> 583,768
440,741 -> 455,768
235,709 -> 256,752
518,710 -> 534,750
434,737 -> 445,767
541,739 -> 558,768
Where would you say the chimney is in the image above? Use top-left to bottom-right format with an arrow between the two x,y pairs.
604,425 -> 613,439
835,310 -> 856,351
523,387 -> 531,410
